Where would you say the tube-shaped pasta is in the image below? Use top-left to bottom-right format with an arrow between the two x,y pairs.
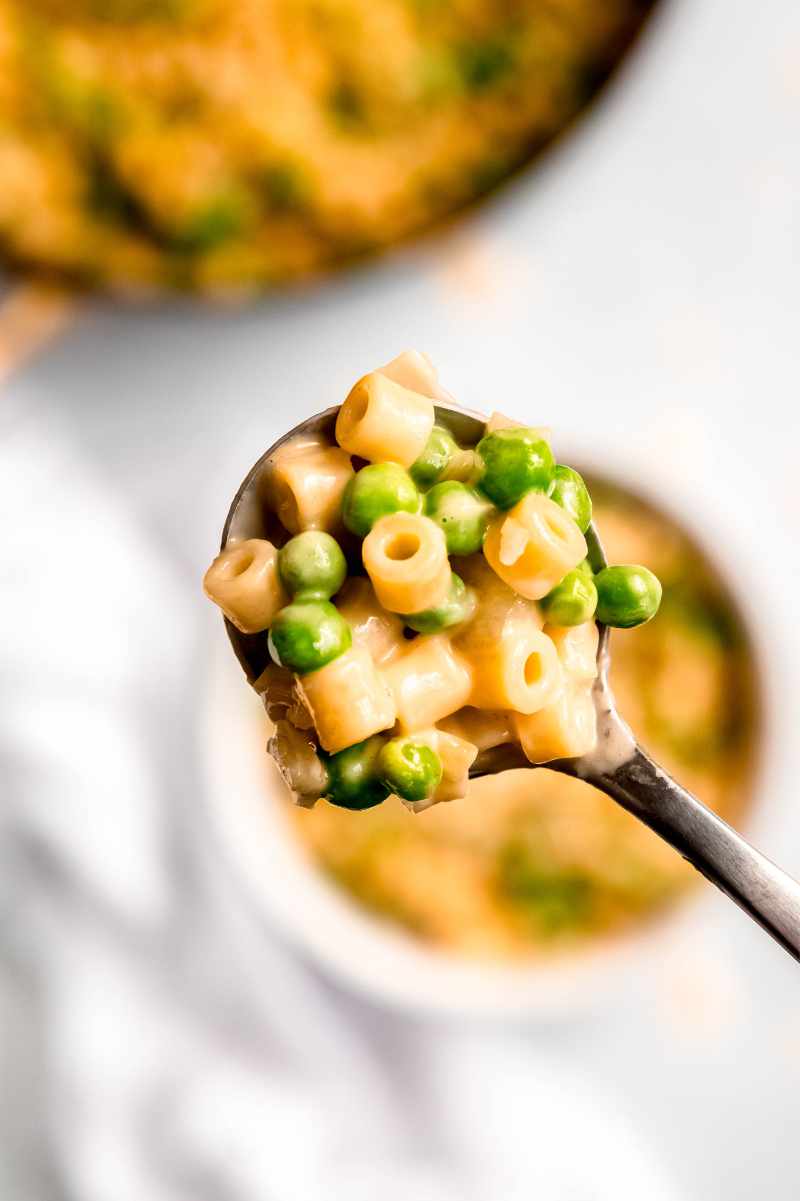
514,682 -> 597,763
485,410 -> 520,432
397,728 -> 478,811
333,574 -> 406,662
545,621 -> 599,683
483,492 -> 587,600
362,512 -> 451,614
298,645 -> 396,753
252,663 -> 314,729
264,435 -> 354,534
382,635 -> 472,732
484,411 -> 551,440
378,349 -> 440,398
336,578 -> 405,665
457,553 -> 542,625
437,707 -> 514,752
433,730 -> 478,803
204,538 -> 287,633
451,552 -> 557,710
268,720 -> 329,807
336,372 -> 434,467
456,600 -> 563,714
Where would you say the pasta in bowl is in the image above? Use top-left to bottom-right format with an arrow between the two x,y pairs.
204,351 -> 663,814
0,1 -> 659,292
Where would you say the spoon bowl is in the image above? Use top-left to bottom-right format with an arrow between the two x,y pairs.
220,400 -> 800,964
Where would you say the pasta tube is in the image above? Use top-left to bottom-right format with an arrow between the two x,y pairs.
336,372 -> 434,467
433,730 -> 478,804
483,491 -> 587,600
203,538 -> 287,633
437,707 -> 514,752
264,435 -> 354,534
298,645 -> 396,753
382,635 -> 472,732
545,621 -> 599,683
484,411 -> 551,441
455,555 -> 559,714
362,512 -> 451,614
336,577 -> 405,665
378,349 -> 440,399
457,604 -> 563,714
514,682 -> 597,763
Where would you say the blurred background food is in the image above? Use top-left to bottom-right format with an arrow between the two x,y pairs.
289,483 -> 759,957
3,2 -> 800,1199
0,0 -> 656,292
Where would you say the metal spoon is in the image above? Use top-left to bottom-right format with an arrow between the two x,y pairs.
221,400 -> 800,963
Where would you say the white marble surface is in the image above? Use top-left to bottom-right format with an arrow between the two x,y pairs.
2,0 -> 800,1196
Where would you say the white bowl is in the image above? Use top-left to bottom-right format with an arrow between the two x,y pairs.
201,458 -> 791,1021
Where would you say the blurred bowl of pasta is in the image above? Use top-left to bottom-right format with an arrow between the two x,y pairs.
0,0 -> 661,297
202,469 -> 772,1018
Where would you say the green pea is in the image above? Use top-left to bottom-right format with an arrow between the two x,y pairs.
549,465 -> 592,534
324,736 -> 390,811
402,572 -> 476,633
378,737 -> 443,803
268,599 -> 352,674
595,565 -> 662,629
476,428 -> 554,510
278,531 -> 347,599
341,463 -> 420,538
541,569 -> 598,627
410,426 -> 458,488
424,480 -> 493,555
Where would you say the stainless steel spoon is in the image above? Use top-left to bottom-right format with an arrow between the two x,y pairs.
221,400 -> 800,963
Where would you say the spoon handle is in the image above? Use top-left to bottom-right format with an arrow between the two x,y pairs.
585,745 -> 800,962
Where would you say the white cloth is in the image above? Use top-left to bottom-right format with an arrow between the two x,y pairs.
0,407 -> 685,1201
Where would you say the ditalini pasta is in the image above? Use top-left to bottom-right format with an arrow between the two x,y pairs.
298,645 -> 397,754
204,538 -> 287,633
362,513 -> 451,615
263,435 -> 354,535
336,372 -> 434,468
483,492 -> 587,600
205,353 -> 663,811
378,349 -> 442,400
335,578 -> 405,666
382,635 -> 473,732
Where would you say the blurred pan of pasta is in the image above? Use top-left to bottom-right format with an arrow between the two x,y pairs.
0,0 -> 659,293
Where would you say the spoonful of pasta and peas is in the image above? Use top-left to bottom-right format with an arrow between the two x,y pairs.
205,351 -> 800,963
